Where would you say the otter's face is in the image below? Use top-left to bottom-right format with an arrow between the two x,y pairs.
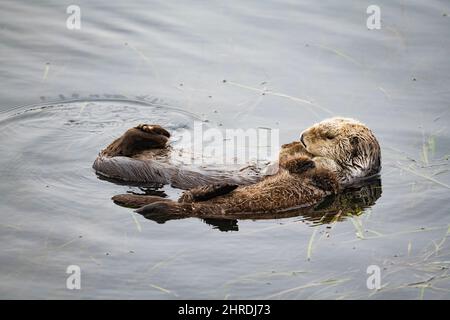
300,117 -> 381,182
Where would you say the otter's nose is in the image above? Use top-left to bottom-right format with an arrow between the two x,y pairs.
300,133 -> 306,148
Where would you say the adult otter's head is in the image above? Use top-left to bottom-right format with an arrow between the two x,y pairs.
300,117 -> 381,185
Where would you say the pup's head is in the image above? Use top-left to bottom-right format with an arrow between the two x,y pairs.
300,117 -> 381,184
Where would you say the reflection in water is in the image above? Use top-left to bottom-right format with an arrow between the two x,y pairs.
97,174 -> 169,197
301,176 -> 382,225
128,177 -> 382,231
202,218 -> 239,232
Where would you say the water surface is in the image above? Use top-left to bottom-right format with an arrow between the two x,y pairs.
1,0 -> 450,299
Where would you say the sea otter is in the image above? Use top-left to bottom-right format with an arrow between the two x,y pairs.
93,117 -> 381,220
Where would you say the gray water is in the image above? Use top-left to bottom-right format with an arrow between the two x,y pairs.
1,0 -> 450,299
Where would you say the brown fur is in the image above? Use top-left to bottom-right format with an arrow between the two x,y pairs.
93,124 -> 261,189
136,168 -> 339,219
102,125 -> 170,157
135,177 -> 382,225
299,117 -> 381,185
95,117 -> 381,219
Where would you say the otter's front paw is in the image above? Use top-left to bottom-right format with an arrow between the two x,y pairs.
310,169 -> 339,193
283,156 -> 315,174
179,183 -> 238,203
135,124 -> 171,138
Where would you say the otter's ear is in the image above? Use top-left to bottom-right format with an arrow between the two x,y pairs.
350,136 -> 360,158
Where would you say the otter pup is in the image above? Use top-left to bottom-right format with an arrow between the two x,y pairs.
95,117 -> 381,220
279,117 -> 381,186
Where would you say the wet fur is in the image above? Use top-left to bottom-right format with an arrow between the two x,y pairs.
95,117 -> 381,219
93,125 -> 261,189
136,168 -> 339,219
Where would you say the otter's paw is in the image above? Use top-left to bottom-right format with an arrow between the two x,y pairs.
179,183 -> 238,203
135,124 -> 171,138
283,156 -> 315,174
309,169 -> 339,193
100,124 -> 171,157
281,141 -> 302,150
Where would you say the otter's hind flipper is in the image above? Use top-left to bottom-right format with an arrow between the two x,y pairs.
112,194 -> 170,208
101,124 -> 171,157
179,183 -> 238,202
135,201 -> 188,223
